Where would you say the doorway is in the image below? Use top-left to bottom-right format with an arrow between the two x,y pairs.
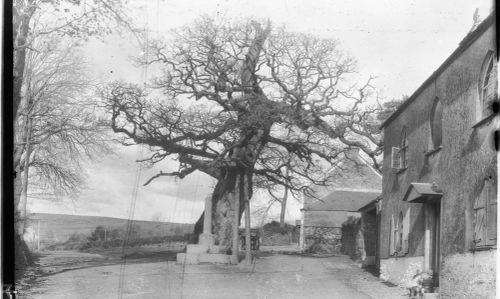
431,201 -> 441,287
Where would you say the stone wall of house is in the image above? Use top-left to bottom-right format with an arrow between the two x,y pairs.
440,250 -> 496,299
304,226 -> 342,254
380,256 -> 425,287
380,17 -> 496,259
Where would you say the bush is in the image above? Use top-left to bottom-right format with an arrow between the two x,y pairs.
263,221 -> 297,235
76,226 -> 193,250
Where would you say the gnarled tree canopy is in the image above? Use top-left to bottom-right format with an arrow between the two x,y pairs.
103,17 -> 382,246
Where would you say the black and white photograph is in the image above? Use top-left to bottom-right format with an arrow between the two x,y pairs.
4,0 -> 498,298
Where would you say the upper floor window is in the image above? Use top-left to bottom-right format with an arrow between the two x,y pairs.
478,52 -> 497,119
473,177 -> 497,248
430,98 -> 443,148
391,128 -> 408,171
399,129 -> 408,169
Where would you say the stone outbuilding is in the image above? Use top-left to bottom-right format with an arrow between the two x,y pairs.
299,149 -> 381,262
378,13 -> 496,298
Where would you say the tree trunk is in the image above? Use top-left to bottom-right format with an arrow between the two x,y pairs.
13,3 -> 35,121
244,173 -> 252,263
19,117 -> 33,234
194,168 -> 252,250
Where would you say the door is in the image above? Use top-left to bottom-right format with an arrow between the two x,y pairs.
432,201 -> 441,287
424,201 -> 441,288
430,201 -> 441,287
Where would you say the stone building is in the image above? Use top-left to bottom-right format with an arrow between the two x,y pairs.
299,148 -> 381,260
378,13 -> 497,298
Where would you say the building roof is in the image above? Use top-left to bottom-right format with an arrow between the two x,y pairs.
379,12 -> 495,129
358,197 -> 381,212
304,190 -> 380,212
309,148 -> 381,200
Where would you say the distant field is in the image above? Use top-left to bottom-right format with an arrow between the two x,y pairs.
24,213 -> 194,246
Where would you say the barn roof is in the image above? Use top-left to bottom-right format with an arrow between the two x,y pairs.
304,190 -> 380,212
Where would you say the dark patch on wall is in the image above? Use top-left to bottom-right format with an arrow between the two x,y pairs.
341,216 -> 362,259
461,129 -> 482,157
390,175 -> 400,192
444,65 -> 473,103
361,210 -> 378,256
418,156 -> 432,178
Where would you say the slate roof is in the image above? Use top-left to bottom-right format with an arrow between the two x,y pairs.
308,148 -> 382,199
304,190 -> 380,212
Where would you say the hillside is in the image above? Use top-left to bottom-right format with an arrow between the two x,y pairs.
24,213 -> 194,245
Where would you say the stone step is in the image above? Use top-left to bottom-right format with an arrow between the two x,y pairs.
186,244 -> 209,254
176,252 -> 233,265
199,253 -> 231,264
208,245 -> 224,254
176,253 -> 200,265
198,233 -> 215,246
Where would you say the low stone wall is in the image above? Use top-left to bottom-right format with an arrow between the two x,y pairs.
304,226 -> 342,254
261,231 -> 293,246
379,255 -> 425,287
440,249 -> 496,299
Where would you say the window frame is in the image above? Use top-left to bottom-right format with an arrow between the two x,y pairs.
399,129 -> 408,170
396,212 -> 404,252
389,215 -> 395,255
477,51 -> 497,120
429,97 -> 443,150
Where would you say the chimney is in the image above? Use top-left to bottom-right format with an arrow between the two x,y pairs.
470,8 -> 482,32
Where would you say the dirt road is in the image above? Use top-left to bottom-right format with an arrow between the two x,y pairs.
20,253 -> 406,299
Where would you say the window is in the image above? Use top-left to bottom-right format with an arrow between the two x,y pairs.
389,211 -> 410,256
430,98 -> 443,148
473,177 -> 497,247
391,129 -> 408,171
389,215 -> 396,255
399,129 -> 408,169
396,212 -> 404,252
478,52 -> 497,119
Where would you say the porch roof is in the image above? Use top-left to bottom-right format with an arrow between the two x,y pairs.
403,183 -> 443,204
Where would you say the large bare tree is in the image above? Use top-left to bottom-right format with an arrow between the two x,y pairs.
12,0 -> 135,269
13,0 -> 137,214
18,35 -> 111,214
103,18 -> 382,249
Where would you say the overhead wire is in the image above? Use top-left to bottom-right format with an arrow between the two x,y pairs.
117,2 -> 150,297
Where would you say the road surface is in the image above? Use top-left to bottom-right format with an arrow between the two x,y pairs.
21,253 -> 406,299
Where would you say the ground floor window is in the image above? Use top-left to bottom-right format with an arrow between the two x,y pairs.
473,177 -> 497,247
389,210 -> 410,256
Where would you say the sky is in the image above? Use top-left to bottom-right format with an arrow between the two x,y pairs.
28,0 -> 494,224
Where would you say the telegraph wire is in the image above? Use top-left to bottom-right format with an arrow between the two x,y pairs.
117,2 -> 150,297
